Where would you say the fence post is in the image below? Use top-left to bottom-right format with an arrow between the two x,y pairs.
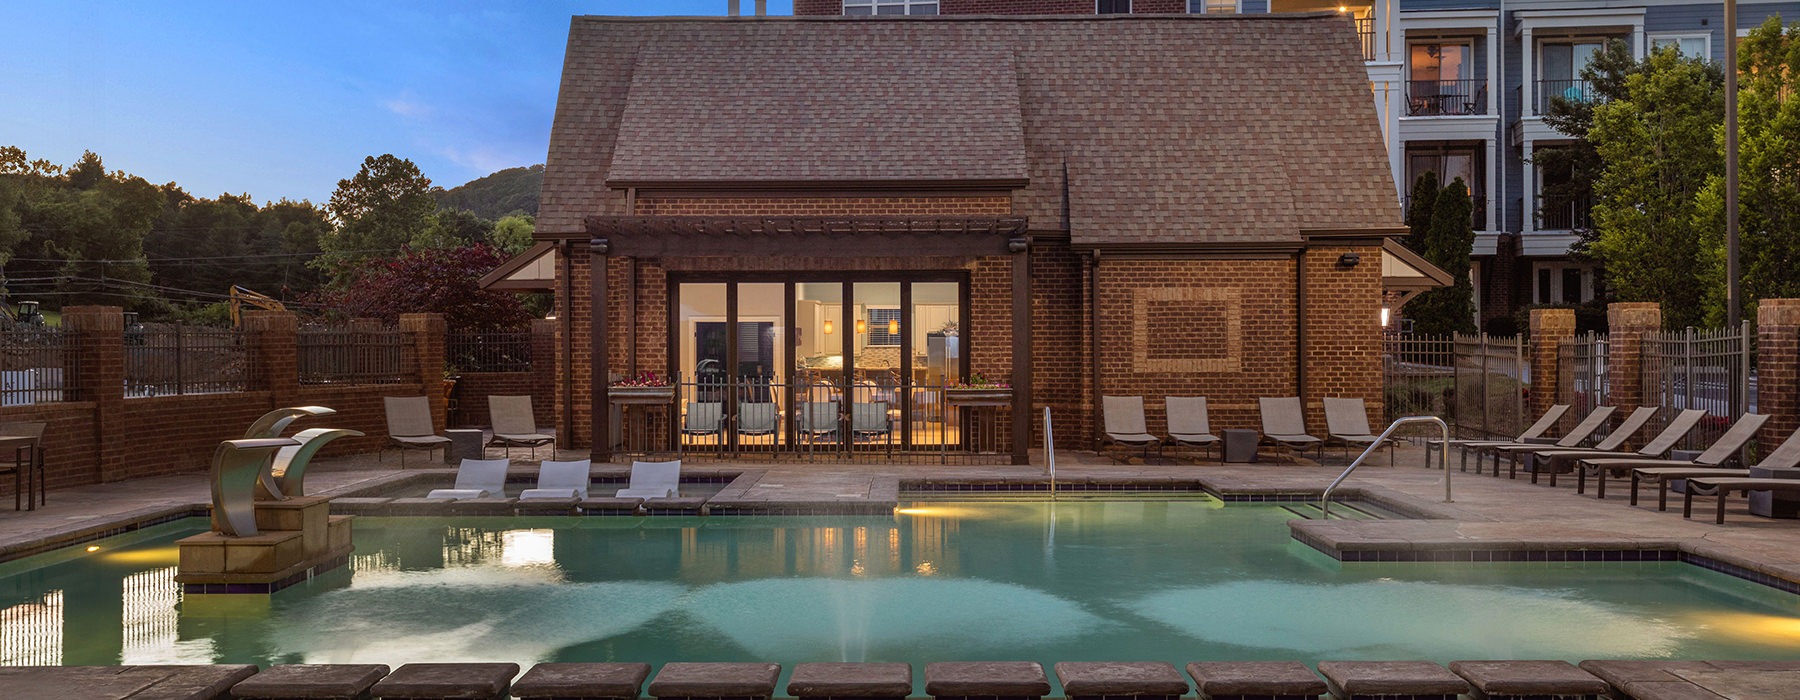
244,310 -> 298,406
1757,299 -> 1800,455
1684,326 -> 1696,418
1740,319 -> 1753,420
1479,333 -> 1490,437
62,306 -> 126,482
1529,308 -> 1576,428
1606,302 -> 1660,416
399,313 -> 449,433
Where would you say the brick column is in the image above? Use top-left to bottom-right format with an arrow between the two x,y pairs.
1528,308 -> 1576,425
1605,302 -> 1661,414
243,310 -> 298,406
530,318 -> 557,429
1758,299 -> 1800,454
399,313 -> 448,431
62,306 -> 127,482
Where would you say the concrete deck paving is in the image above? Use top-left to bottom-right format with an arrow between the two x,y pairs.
4,443 -> 1799,699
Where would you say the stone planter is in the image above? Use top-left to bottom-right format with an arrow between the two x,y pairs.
944,388 -> 1012,406
608,386 -> 676,404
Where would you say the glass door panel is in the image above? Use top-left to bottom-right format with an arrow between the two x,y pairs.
677,283 -> 728,451
910,282 -> 960,448
737,283 -> 786,450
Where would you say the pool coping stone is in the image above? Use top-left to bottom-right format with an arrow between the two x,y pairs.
1316,661 -> 1469,699
786,662 -> 913,698
1053,661 -> 1188,698
1445,660 -> 1607,699
647,662 -> 782,698
228,663 -> 390,699
511,662 -> 651,700
923,662 -> 1052,698
368,662 -> 519,700
1185,661 -> 1326,699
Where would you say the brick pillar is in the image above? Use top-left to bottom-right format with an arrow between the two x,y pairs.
1605,302 -> 1661,414
243,310 -> 298,406
63,306 -> 127,482
530,318 -> 557,429
1758,299 -> 1800,454
1529,308 -> 1576,425
399,313 -> 448,431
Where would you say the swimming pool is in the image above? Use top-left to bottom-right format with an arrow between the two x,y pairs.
4,498 -> 1799,678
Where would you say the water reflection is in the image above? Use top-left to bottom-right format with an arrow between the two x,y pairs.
1,590 -> 61,665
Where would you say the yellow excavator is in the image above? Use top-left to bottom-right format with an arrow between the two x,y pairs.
228,286 -> 288,328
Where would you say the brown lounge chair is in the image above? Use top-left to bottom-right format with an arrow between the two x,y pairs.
1165,396 -> 1220,460
1323,397 -> 1392,464
1488,406 -> 1657,482
383,395 -> 452,464
1577,412 -> 1771,502
1468,406 -> 1617,478
1103,396 -> 1163,460
1554,408 -> 1707,490
1680,426 -> 1800,523
1259,397 -> 1323,462
1424,403 -> 1570,471
488,395 -> 555,459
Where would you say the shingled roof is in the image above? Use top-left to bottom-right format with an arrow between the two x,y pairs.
538,14 -> 1400,247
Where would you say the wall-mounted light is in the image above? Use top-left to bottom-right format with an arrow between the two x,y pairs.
1338,253 -> 1362,267
856,319 -> 868,334
824,320 -> 834,334
888,319 -> 900,335
1380,307 -> 1391,327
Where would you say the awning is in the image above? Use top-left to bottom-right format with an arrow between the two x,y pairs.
1381,238 -> 1455,306
478,242 -> 557,292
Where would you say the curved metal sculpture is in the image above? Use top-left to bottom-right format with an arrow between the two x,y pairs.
210,437 -> 299,537
260,428 -> 365,500
244,406 -> 337,440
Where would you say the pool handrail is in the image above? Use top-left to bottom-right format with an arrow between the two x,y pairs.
1321,415 -> 1450,518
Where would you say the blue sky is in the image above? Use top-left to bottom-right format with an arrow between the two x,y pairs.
0,1 -> 794,206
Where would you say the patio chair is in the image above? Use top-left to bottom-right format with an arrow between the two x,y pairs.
683,401 -> 726,455
488,395 -> 554,459
1490,405 -> 1658,482
1164,396 -> 1219,459
1581,412 -> 1773,504
1564,408 -> 1706,492
1323,397 -> 1393,464
799,400 -> 841,459
1679,426 -> 1800,523
1259,397 -> 1323,463
0,421 -> 45,511
852,401 -> 894,456
1424,403 -> 1570,471
1102,396 -> 1162,461
519,459 -> 592,500
736,402 -> 780,453
425,458 -> 511,500
1466,406 -> 1617,478
383,395 -> 451,465
616,459 -> 682,499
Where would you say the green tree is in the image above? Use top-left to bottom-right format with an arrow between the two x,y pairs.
1587,48 -> 1723,329
1403,171 -> 1437,254
317,154 -> 436,281
1537,39 -> 1639,251
413,207 -> 493,250
490,213 -> 535,254
1406,178 -> 1477,336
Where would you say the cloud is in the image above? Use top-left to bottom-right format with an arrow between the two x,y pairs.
383,92 -> 433,119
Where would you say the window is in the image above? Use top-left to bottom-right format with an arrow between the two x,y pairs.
1405,145 -> 1486,228
843,0 -> 938,15
1532,263 -> 1596,305
1407,42 -> 1480,115
866,308 -> 902,347
1650,34 -> 1708,59
1187,0 -> 1236,13
1098,0 -> 1131,13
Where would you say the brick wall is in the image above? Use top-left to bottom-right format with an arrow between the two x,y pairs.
796,0 -> 1185,14
1030,242 -> 1090,449
1301,244 -> 1385,431
449,320 -> 558,429
1759,299 -> 1800,455
1529,308 -> 1577,426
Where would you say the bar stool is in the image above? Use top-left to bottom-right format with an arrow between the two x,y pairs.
0,422 -> 46,510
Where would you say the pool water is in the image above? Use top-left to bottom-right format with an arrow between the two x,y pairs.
5,498 -> 1800,680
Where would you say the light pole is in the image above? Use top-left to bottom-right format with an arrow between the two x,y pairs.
1726,0 -> 1741,327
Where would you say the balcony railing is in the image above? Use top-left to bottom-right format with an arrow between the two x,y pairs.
1355,17 -> 1376,61
1537,193 -> 1594,231
1402,194 -> 1488,230
1406,79 -> 1488,116
1537,79 -> 1598,115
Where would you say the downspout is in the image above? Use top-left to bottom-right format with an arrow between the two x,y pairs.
1296,248 -> 1308,401
560,239 -> 574,449
624,187 -> 637,373
1089,249 -> 1103,448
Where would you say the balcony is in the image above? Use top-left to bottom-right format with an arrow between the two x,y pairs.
1406,79 -> 1488,116
1355,17 -> 1375,61
1402,194 -> 1488,230
1536,79 -> 1599,116
1536,193 -> 1593,231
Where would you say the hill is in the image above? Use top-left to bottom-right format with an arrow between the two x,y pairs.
435,164 -> 543,219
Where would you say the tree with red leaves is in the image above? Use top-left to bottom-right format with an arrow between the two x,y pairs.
314,243 -> 530,331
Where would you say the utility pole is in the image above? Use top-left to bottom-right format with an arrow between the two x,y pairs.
1726,0 -> 1741,327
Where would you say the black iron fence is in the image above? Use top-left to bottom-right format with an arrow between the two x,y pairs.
1642,323 -> 1754,451
1406,78 -> 1488,116
124,325 -> 254,397
1355,17 -> 1376,61
1557,332 -> 1610,417
298,325 -> 406,385
1537,193 -> 1594,231
608,376 -> 1013,464
1538,78 -> 1598,115
0,326 -> 72,405
1383,332 -> 1525,438
446,331 -> 533,373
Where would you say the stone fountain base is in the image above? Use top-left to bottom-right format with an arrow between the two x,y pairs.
174,495 -> 354,594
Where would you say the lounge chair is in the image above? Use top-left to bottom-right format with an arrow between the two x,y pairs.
1550,408 -> 1706,490
519,459 -> 592,500
1680,427 -> 1800,523
1595,412 -> 1774,506
683,402 -> 725,455
1164,396 -> 1219,459
1259,397 -> 1323,462
1323,397 -> 1392,464
383,395 -> 452,464
1467,406 -> 1617,478
616,459 -> 681,499
425,458 -> 511,500
736,402 -> 779,453
1425,403 -> 1571,471
1103,396 -> 1162,460
0,421 -> 46,510
1489,405 -> 1657,482
852,401 -> 894,455
488,395 -> 554,459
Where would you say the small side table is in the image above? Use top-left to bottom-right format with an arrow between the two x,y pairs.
1222,429 -> 1260,463
444,429 -> 486,464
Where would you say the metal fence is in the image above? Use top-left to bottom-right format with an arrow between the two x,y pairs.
1557,332 -> 1611,417
608,376 -> 1012,465
1642,323 -> 1754,450
446,331 -> 533,373
0,327 -> 71,405
1383,332 -> 1525,438
298,325 -> 407,385
124,325 -> 253,397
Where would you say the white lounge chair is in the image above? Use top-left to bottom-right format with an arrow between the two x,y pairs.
488,395 -> 554,459
1165,396 -> 1219,459
737,402 -> 779,453
616,460 -> 682,499
852,401 -> 894,455
383,395 -> 451,464
1323,397 -> 1392,464
1103,396 -> 1162,460
426,458 -> 511,500
519,459 -> 592,500
1259,397 -> 1323,462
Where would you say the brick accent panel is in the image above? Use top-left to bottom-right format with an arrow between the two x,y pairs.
1302,244 -> 1385,432
1031,242 -> 1090,450
971,256 -> 1016,448
558,252 -> 596,449
1529,308 -> 1577,426
1605,302 -> 1661,414
796,0 -> 1184,14
635,195 -> 1011,217
1758,299 -> 1800,455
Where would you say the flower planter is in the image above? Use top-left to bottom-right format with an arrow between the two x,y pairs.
608,386 -> 676,404
944,388 -> 1013,406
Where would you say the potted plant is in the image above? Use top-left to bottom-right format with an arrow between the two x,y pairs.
945,372 -> 1012,405
609,371 -> 676,403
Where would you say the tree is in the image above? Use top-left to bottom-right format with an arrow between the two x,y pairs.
312,243 -> 531,331
1403,171 -> 1438,254
1587,47 -> 1723,329
433,164 -> 543,219
1405,178 -> 1477,336
490,213 -> 535,254
317,154 -> 436,281
1537,39 -> 1638,251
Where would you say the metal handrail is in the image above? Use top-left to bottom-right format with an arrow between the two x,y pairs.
1044,407 -> 1056,499
1321,415 -> 1451,518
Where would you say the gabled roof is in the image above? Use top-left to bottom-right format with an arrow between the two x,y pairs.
538,14 -> 1401,247
478,241 -> 557,292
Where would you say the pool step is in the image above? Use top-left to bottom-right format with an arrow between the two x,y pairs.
1279,502 -> 1382,520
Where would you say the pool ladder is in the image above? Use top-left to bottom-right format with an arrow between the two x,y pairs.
1320,415 -> 1451,519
